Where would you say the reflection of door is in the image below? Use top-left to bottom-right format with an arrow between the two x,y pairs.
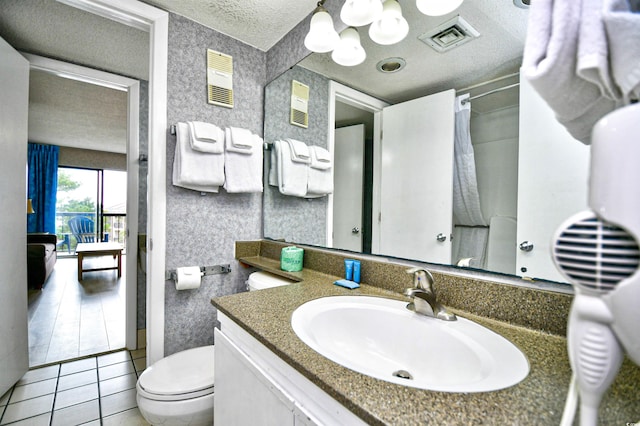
333,125 -> 364,251
378,89 -> 455,263
517,77 -> 589,282
0,36 -> 30,395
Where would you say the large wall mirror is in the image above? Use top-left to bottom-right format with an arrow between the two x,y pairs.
263,0 -> 590,285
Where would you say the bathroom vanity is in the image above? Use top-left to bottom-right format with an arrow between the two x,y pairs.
211,240 -> 640,425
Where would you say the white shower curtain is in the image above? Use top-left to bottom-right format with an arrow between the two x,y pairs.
452,94 -> 488,268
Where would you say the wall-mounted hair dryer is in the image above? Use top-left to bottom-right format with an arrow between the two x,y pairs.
552,103 -> 640,426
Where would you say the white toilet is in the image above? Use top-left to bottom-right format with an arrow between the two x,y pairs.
136,271 -> 293,425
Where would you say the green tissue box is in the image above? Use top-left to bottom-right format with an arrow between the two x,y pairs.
281,246 -> 304,272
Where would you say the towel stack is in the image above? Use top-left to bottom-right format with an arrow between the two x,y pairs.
522,0 -> 640,144
270,139 -> 333,198
224,127 -> 263,193
172,121 -> 263,193
172,122 -> 225,193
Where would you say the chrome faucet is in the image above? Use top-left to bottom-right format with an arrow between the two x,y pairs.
404,267 -> 456,321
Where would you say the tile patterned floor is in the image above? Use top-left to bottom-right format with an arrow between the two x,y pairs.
0,349 -> 149,425
28,257 -> 127,367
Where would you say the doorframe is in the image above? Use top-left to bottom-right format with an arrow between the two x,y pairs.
327,81 -> 388,249
24,53 -> 140,352
56,0 -> 168,365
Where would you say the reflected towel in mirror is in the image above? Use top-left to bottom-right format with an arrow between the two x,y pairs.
306,145 -> 333,197
277,139 -> 309,197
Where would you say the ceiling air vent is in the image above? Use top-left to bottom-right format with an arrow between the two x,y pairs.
419,16 -> 480,53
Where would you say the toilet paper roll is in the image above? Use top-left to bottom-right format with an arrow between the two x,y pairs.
175,266 -> 203,290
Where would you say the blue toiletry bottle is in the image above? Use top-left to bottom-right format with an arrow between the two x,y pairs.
353,260 -> 361,283
344,259 -> 354,281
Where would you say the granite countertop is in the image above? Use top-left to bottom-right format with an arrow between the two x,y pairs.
212,261 -> 640,425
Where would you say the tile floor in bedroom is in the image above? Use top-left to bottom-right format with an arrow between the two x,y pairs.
0,349 -> 150,425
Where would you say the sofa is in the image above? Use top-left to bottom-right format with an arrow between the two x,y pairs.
27,233 -> 57,289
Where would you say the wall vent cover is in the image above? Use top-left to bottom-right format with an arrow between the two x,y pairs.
207,49 -> 234,108
290,80 -> 310,128
419,16 -> 480,53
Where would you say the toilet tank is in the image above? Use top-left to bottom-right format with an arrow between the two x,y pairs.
247,271 -> 294,291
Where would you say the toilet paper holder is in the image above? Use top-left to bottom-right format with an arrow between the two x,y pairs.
165,264 -> 231,281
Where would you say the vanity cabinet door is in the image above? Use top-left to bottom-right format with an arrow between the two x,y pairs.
215,330 -> 295,426
377,89 -> 456,264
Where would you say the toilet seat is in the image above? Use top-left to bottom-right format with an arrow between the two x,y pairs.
137,345 -> 215,402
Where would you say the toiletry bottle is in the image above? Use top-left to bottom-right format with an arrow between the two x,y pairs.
344,259 -> 354,281
353,260 -> 361,284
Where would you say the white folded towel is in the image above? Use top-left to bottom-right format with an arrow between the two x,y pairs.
226,127 -> 254,152
223,128 -> 263,193
603,0 -> 640,100
172,122 -> 224,193
306,145 -> 333,197
277,139 -> 309,197
522,0 -> 639,144
268,143 -> 278,187
522,0 -> 619,144
188,121 -> 224,153
285,138 -> 311,163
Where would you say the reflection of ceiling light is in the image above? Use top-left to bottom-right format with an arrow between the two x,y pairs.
376,57 -> 406,73
416,0 -> 464,16
340,0 -> 383,27
331,27 -> 366,67
369,0 -> 409,45
304,1 -> 340,53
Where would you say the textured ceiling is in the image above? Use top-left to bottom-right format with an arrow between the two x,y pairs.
28,70 -> 128,154
141,0 -> 318,51
300,0 -> 529,105
0,0 -> 529,153
0,0 -> 149,80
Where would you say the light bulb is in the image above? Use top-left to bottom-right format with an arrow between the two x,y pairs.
304,7 -> 340,53
369,0 -> 408,45
331,27 -> 366,67
416,0 -> 464,16
340,0 -> 383,27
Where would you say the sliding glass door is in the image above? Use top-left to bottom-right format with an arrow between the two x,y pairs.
56,167 -> 127,255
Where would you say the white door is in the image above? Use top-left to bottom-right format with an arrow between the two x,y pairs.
333,125 -> 364,252
517,76 -> 590,282
0,36 -> 30,395
378,89 -> 456,263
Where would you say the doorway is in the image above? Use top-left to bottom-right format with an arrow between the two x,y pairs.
327,82 -> 388,253
25,54 -> 140,365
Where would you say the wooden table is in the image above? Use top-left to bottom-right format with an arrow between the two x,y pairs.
76,242 -> 123,281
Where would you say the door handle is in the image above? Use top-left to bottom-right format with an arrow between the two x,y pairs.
351,227 -> 360,234
436,233 -> 447,242
519,241 -> 534,252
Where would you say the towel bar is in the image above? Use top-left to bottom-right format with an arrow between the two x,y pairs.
165,264 -> 231,281
170,124 -> 176,135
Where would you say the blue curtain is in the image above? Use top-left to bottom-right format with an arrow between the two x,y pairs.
27,143 -> 59,234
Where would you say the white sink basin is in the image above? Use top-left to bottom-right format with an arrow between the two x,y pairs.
291,296 -> 529,393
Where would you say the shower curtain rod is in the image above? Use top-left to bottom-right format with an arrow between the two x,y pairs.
460,83 -> 520,105
457,71 -> 520,93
